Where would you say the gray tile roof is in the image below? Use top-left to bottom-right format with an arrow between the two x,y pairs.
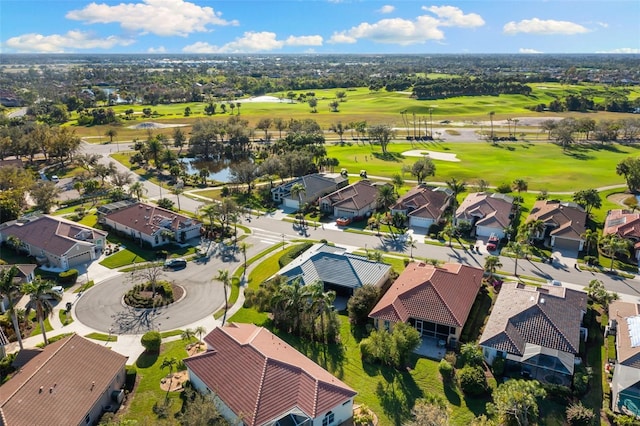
479,282 -> 586,357
278,243 -> 391,289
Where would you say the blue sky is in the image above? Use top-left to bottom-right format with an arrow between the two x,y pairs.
1,0 -> 638,54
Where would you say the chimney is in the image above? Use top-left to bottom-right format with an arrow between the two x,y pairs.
90,381 -> 95,391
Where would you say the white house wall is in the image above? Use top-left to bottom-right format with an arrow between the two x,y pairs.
409,216 -> 434,229
187,367 -> 242,425
311,399 -> 354,426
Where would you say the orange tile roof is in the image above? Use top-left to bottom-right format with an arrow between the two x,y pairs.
369,262 -> 483,327
184,323 -> 356,426
0,334 -> 127,426
104,202 -> 200,237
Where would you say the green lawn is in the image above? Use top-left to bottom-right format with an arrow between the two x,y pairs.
121,338 -> 194,424
326,140 -> 633,192
99,238 -> 197,269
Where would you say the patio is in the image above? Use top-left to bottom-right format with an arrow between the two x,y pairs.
415,336 -> 447,360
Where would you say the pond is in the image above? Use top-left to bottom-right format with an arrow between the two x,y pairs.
181,158 -> 233,183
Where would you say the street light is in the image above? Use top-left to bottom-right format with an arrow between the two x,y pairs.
281,234 -> 285,250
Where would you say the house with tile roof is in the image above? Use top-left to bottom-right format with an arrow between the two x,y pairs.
271,173 -> 348,209
100,202 -> 201,247
526,200 -> 587,252
319,180 -> 391,219
608,300 -> 640,417
454,192 -> 514,238
390,185 -> 452,230
369,262 -> 483,348
0,334 -> 127,426
184,323 -> 357,426
479,282 -> 587,384
604,209 -> 640,262
0,215 -> 107,270
277,243 -> 391,296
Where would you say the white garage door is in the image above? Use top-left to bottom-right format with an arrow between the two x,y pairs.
476,226 -> 503,238
410,216 -> 433,229
284,198 -> 299,209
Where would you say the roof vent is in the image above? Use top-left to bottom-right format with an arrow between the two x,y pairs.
540,298 -> 545,304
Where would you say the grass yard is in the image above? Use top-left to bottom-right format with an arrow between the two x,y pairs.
326,140 -> 633,192
120,339 -> 194,425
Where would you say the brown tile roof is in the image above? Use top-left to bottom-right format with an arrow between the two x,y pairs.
455,192 -> 514,229
320,181 -> 387,212
0,264 -> 36,283
0,216 -> 107,257
369,262 -> 483,327
527,201 -> 586,240
609,300 -> 640,367
604,210 -> 640,241
0,334 -> 127,426
479,282 -> 586,356
104,202 -> 200,237
184,323 -> 356,426
390,186 -> 451,220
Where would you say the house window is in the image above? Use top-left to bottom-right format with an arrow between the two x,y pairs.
322,411 -> 335,426
85,415 -> 91,424
383,320 -> 390,331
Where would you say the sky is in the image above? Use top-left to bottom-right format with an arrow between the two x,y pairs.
0,0 -> 638,55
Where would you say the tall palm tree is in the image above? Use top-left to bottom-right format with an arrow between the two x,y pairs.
484,255 -> 503,281
506,241 -> 528,276
23,277 -> 60,345
581,229 -> 599,256
600,234 -> 630,272
170,186 -> 184,211
200,203 -> 219,233
446,178 -> 466,211
524,219 -> 546,241
512,179 -> 528,194
376,184 -> 397,210
391,173 -> 404,195
239,242 -> 249,273
215,270 -> 230,326
128,181 -> 147,201
278,279 -> 306,336
406,235 -> 417,259
0,266 -> 24,349
440,223 -> 457,247
194,325 -> 207,347
290,183 -> 306,209
161,357 -> 178,398
104,128 -> 117,143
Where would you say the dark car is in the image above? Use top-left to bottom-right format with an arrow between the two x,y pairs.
164,258 -> 187,270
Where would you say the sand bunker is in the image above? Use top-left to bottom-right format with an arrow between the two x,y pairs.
402,150 -> 460,162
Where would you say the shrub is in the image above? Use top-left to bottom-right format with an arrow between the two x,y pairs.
573,366 -> 592,396
439,359 -> 454,381
492,356 -> 505,376
566,402 -> 595,426
141,331 -> 161,352
58,269 -> 78,284
496,183 -> 512,193
347,285 -> 380,327
460,343 -> 484,367
458,366 -> 488,396
278,242 -> 313,267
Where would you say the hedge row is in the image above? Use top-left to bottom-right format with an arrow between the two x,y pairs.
278,242 -> 313,268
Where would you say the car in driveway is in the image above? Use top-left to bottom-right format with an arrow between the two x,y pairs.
164,258 -> 187,270
51,175 -> 60,183
336,217 -> 352,226
486,235 -> 500,251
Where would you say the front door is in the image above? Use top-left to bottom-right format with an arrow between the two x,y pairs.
415,319 -> 424,336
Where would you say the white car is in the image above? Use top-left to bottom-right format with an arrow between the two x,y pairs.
51,175 -> 60,183
549,279 -> 562,286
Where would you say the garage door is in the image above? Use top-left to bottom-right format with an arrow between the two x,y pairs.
410,216 -> 433,229
67,250 -> 92,267
553,237 -> 581,251
284,198 -> 299,209
335,209 -> 355,218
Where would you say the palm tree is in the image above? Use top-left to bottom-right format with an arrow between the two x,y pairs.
406,235 -> 417,259
170,186 -> 184,211
391,173 -> 404,195
194,325 -> 207,348
484,255 -> 503,281
23,277 -> 60,345
581,229 -> 599,256
489,111 -> 495,139
290,183 -> 306,209
181,328 -> 195,343
446,178 -> 466,211
512,179 -> 528,194
128,181 -> 147,201
506,241 -> 528,276
600,234 -> 630,272
6,235 -> 22,254
215,270 -> 230,326
104,128 -> 117,143
440,223 -> 457,247
376,184 -> 397,210
0,266 -> 24,349
161,357 -> 178,398
524,219 -> 546,241
278,279 -> 306,336
368,251 -> 384,262
239,242 -> 249,273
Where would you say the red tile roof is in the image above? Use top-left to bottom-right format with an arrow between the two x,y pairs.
320,181 -> 387,212
103,202 -> 200,237
0,216 -> 107,257
604,210 -> 640,241
0,334 -> 127,426
369,262 -> 483,327
455,192 -> 514,229
390,186 -> 451,220
184,323 -> 356,426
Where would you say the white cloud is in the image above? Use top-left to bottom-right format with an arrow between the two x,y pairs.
66,0 -> 238,37
596,47 -> 640,54
330,17 -> 444,45
329,6 -> 483,45
147,46 -> 166,53
596,22 -> 609,28
519,48 -> 543,54
3,30 -> 134,53
423,6 -> 485,28
503,18 -> 589,35
184,31 -> 322,53
285,35 -> 323,46
378,5 -> 395,14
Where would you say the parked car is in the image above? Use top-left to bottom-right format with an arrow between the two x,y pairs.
336,217 -> 352,226
164,258 -> 187,270
46,286 -> 64,300
549,279 -> 562,286
51,175 -> 60,183
486,234 -> 500,251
